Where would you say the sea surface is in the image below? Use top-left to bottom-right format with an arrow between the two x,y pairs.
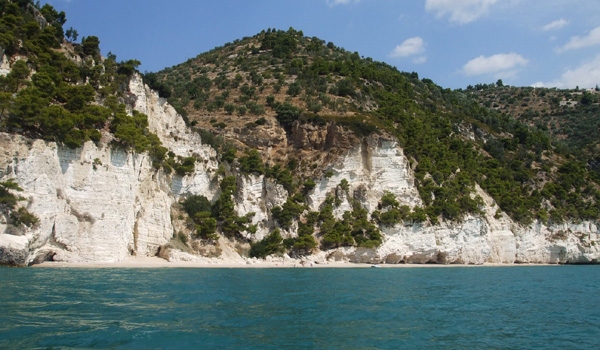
0,266 -> 599,349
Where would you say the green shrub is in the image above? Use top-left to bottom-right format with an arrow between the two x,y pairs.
271,197 -> 305,229
302,179 -> 316,194
275,103 -> 300,128
247,101 -> 265,115
286,82 -> 301,96
194,212 -> 218,240
380,191 -> 399,208
224,103 -> 236,115
266,164 -> 295,193
182,195 -> 212,217
0,179 -> 21,210
338,179 -> 349,192
292,234 -> 317,255
239,149 -> 265,175
173,156 -> 196,176
249,229 -> 285,258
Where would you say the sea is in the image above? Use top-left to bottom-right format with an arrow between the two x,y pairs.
0,266 -> 598,349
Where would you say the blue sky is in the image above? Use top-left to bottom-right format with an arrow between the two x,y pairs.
42,0 -> 600,89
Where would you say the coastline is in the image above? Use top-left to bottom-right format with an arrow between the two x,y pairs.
32,256 -> 556,268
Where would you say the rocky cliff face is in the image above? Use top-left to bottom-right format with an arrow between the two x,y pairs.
0,74 -> 219,265
1,74 -> 599,266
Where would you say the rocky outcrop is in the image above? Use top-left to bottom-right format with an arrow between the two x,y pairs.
0,133 -> 174,264
1,74 -> 599,266
310,136 -> 422,213
0,54 -> 11,76
0,75 -> 219,265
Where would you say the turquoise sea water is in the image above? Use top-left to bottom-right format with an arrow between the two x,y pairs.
0,266 -> 599,349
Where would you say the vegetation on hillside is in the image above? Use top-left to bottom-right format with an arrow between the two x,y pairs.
154,28 -> 600,227
181,176 -> 257,241
466,82 -> 600,168
1,1 -> 144,148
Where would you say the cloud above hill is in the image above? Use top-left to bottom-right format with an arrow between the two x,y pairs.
390,37 -> 427,63
425,0 -> 498,24
462,53 -> 529,78
533,55 -> 600,89
558,26 -> 600,52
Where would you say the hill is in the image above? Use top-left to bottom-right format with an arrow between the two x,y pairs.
151,28 -> 600,225
465,83 -> 600,169
0,1 -> 599,265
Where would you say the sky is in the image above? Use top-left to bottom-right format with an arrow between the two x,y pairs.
41,0 -> 600,90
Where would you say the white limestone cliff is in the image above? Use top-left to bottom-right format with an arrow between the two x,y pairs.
309,136 -> 422,214
1,74 -> 599,266
0,75 -> 219,265
0,134 -> 173,263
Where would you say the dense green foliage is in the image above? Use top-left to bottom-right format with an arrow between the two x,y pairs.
181,194 -> 217,240
181,177 -> 258,240
271,194 -> 306,230
268,179 -> 383,251
238,149 -> 264,175
249,228 -> 285,258
265,163 -> 295,194
274,102 -> 301,129
372,191 -> 428,226
468,84 -> 600,171
467,84 -> 599,146
318,193 -> 382,249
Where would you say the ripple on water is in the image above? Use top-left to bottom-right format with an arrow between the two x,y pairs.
0,266 -> 599,349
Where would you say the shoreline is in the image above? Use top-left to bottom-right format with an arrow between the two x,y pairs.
31,256 -> 558,269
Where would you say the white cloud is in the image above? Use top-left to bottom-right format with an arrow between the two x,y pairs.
542,18 -> 568,31
535,55 -> 600,89
558,26 -> 600,52
425,0 -> 498,25
326,0 -> 357,6
390,37 -> 426,59
462,53 -> 529,77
